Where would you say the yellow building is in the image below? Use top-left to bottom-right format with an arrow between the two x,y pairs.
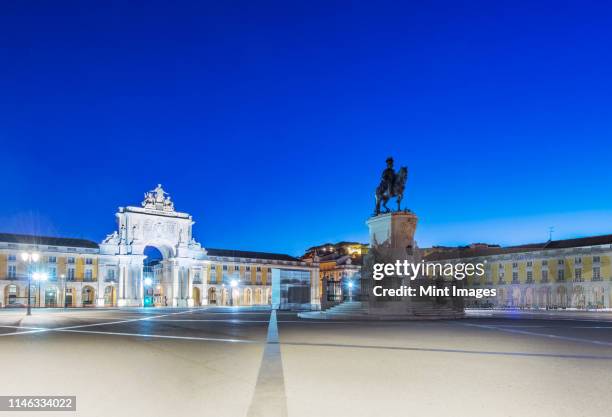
424,234 -> 612,309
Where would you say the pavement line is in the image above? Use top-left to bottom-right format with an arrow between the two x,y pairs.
53,328 -> 256,343
458,322 -> 612,347
247,309 -> 289,417
0,308 -> 207,337
279,341 -> 612,360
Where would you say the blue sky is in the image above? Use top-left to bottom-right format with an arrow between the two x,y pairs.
1,1 -> 611,255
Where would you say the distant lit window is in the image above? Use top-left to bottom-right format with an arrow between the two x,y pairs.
7,265 -> 16,278
8,254 -> 16,261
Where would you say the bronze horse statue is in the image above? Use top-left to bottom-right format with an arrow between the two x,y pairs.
375,166 -> 407,215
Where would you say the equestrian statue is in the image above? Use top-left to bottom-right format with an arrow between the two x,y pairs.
374,157 -> 408,215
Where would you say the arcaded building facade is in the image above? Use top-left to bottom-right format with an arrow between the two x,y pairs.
0,185 -> 319,309
424,235 -> 612,309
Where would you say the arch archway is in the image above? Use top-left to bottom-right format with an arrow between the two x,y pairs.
557,286 -> 568,308
244,288 -> 252,305
4,284 -> 19,306
45,287 -> 58,307
82,286 -> 95,307
208,287 -> 217,305
192,287 -> 201,306
104,286 -> 116,307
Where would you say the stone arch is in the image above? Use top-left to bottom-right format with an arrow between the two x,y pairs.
45,286 -> 59,308
556,286 -> 568,308
244,288 -> 252,305
104,286 -> 116,307
4,284 -> 19,306
192,287 -> 201,306
82,286 -> 96,307
525,287 -> 535,308
208,287 -> 217,305
571,286 -> 585,309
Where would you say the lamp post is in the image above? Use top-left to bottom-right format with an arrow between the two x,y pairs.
60,274 -> 66,308
21,252 -> 40,316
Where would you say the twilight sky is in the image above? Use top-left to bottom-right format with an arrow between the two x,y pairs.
1,1 -> 612,255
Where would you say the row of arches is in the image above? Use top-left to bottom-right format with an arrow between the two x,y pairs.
207,287 -> 271,306
497,285 -> 607,309
2,285 -> 117,307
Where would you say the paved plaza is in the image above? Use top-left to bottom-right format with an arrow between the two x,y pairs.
0,307 -> 611,417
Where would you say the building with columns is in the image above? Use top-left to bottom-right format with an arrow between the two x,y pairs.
424,235 -> 612,309
0,185 -> 319,309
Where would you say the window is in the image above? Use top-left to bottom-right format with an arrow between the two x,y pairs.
49,267 -> 57,279
222,265 -> 228,271
498,263 -> 504,270
575,257 -> 582,264
526,271 -> 533,283
85,269 -> 93,280
574,269 -> 582,282
541,270 -> 549,283
246,266 -> 251,271
558,259 -> 564,265
512,272 -> 519,283
67,257 -> 75,264
8,254 -> 16,261
593,267 -> 601,281
512,262 -> 518,268
256,266 -> 261,272
557,269 -> 565,282
256,273 -> 262,284
267,268 -> 271,273
234,265 -> 239,271
210,269 -> 217,283
593,256 -> 601,263
542,260 -> 548,266
194,272 -> 201,283
67,268 -> 75,280
526,261 -> 533,267
107,269 -> 115,281
85,258 -> 93,265
7,265 -> 16,278
48,256 -> 57,263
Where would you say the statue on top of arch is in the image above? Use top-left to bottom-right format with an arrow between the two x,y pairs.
142,184 -> 175,211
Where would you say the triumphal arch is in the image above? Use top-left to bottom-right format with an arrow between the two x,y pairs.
99,185 -> 207,307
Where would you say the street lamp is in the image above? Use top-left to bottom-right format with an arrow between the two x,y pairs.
21,252 -> 40,315
33,272 -> 48,308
